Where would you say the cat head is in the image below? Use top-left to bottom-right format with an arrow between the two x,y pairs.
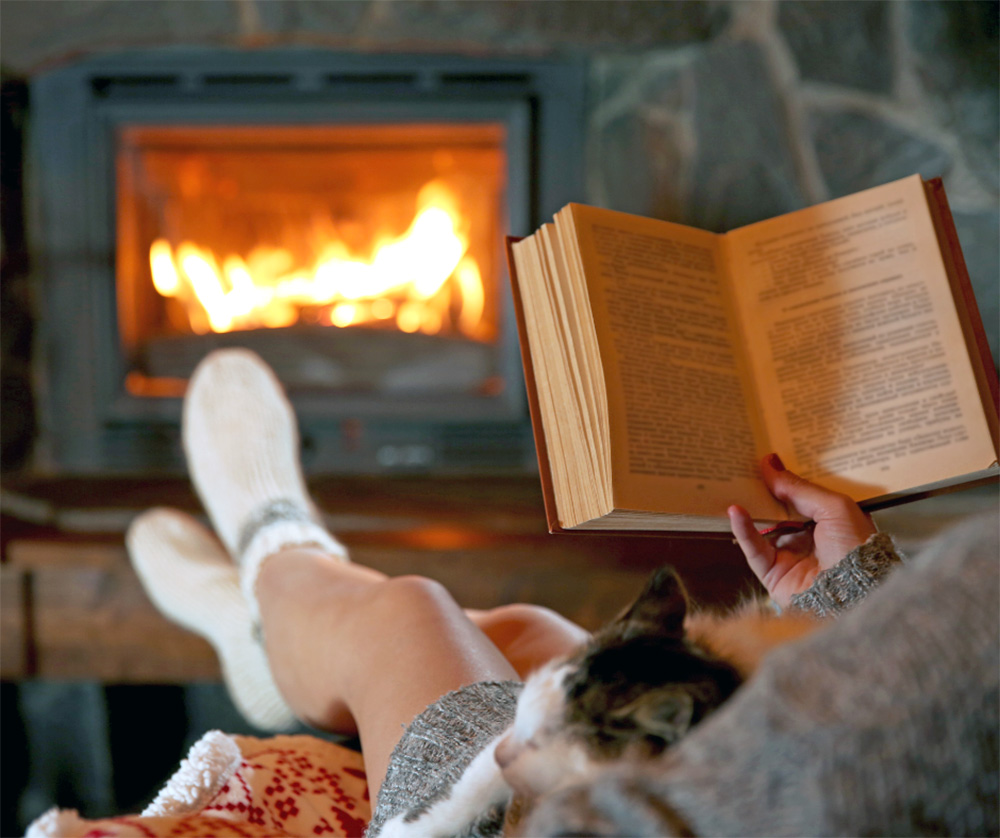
495,567 -> 742,798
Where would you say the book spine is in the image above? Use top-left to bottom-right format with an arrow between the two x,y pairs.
923,178 -> 1000,451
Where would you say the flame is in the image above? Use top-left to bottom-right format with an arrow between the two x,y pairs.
148,180 -> 488,340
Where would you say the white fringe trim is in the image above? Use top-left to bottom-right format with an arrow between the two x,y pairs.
25,808 -> 91,838
141,729 -> 243,817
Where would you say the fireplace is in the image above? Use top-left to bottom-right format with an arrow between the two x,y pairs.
29,51 -> 584,474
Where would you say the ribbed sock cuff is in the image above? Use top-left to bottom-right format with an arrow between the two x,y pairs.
240,514 -> 347,623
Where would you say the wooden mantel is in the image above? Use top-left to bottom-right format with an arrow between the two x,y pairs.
0,474 -> 758,683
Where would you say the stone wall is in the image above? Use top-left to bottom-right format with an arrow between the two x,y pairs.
591,4 -> 982,217
584,1 -> 997,362
0,0 -> 997,470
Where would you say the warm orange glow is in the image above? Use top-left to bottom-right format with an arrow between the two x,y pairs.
148,179 -> 489,340
149,239 -> 180,296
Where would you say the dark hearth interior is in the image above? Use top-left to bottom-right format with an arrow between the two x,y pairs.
1,2 -> 997,835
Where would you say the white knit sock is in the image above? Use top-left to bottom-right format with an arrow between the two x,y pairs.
126,508 -> 297,732
182,348 -> 347,619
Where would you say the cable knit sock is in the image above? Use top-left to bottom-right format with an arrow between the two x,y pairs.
127,508 -> 297,732
182,348 -> 347,621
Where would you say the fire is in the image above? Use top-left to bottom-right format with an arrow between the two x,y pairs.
148,180 -> 488,340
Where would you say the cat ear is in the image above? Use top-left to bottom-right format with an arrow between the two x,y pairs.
618,567 -> 688,637
609,686 -> 695,743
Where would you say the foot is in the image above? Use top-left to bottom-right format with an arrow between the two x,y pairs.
127,507 -> 297,731
182,348 -> 347,617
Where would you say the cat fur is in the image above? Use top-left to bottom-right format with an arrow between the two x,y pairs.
378,566 -> 818,837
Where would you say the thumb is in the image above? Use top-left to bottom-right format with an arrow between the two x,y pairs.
761,454 -> 857,523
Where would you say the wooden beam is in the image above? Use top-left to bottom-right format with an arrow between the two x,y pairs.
29,553 -> 220,682
0,566 -> 27,679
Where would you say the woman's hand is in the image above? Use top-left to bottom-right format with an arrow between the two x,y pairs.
728,454 -> 878,607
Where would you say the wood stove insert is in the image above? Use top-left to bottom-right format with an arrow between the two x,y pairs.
29,51 -> 584,475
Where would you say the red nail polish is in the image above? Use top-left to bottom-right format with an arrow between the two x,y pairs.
767,453 -> 785,471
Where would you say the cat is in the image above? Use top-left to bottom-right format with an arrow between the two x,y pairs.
378,566 -> 819,837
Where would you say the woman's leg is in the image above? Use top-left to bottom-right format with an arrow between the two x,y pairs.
170,348 -> 589,799
130,508 -> 588,798
256,554 -> 590,794
466,604 -> 591,679
255,546 -> 518,796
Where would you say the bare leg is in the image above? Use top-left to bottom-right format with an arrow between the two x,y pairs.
256,547 -> 518,797
256,551 -> 590,797
129,504 -> 589,788
175,349 -> 590,798
467,604 -> 591,679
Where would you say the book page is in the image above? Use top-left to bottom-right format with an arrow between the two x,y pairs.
512,230 -> 610,529
565,204 -> 786,520
543,222 -> 611,494
726,175 -> 996,500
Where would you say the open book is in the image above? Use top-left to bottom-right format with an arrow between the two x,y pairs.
507,175 -> 999,533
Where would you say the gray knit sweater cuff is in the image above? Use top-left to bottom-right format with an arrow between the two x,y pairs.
789,532 -> 903,618
367,680 -> 522,837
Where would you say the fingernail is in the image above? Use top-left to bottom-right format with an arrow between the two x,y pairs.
766,453 -> 785,471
